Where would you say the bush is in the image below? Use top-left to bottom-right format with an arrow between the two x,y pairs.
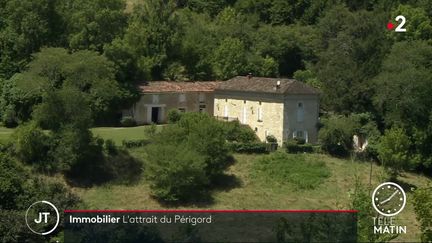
285,140 -> 313,153
122,139 -> 151,148
228,142 -> 268,154
412,185 -> 432,242
266,135 -> 277,143
1,107 -> 18,128
49,127 -> 113,185
253,152 -> 330,190
0,210 -> 42,243
377,127 -> 416,179
145,143 -> 208,202
167,109 -> 182,123
120,116 -> 136,127
12,122 -> 52,166
293,137 -> 306,145
221,120 -> 258,143
319,115 -> 357,156
177,113 -> 231,179
144,113 -> 233,201
0,153 -> 26,210
104,139 -> 117,155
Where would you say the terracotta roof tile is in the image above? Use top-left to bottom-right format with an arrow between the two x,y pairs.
137,81 -> 221,93
215,76 -> 320,95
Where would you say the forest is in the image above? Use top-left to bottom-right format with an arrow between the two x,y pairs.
0,0 -> 432,242
1,0 -> 432,171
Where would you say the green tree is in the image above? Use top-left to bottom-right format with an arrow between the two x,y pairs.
373,41 -> 432,171
212,37 -> 246,79
0,0 -> 66,79
412,185 -> 432,242
177,113 -> 231,179
145,143 -> 208,202
0,153 -> 26,210
315,6 -> 390,113
377,127 -> 414,179
66,0 -> 127,52
105,0 -> 180,81
186,0 -> 234,17
0,77 -> 40,127
8,48 -> 123,124
318,115 -> 357,156
373,41 -> 432,130
11,122 -> 51,167
33,87 -> 92,131
390,5 -> 432,41
175,10 -> 216,80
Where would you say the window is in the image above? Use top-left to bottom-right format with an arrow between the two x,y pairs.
178,108 -> 186,113
179,93 -> 186,102
152,94 -> 159,104
296,131 -> 304,138
254,127 -> 258,132
242,106 -> 247,124
293,131 -> 308,142
243,100 -> 246,104
257,107 -> 263,122
199,93 -> 205,102
297,102 -> 304,122
199,104 -> 206,113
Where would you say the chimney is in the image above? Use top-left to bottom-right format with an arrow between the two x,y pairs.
247,73 -> 252,80
276,80 -> 281,89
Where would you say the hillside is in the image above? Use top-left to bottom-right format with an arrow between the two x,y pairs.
73,149 -> 431,242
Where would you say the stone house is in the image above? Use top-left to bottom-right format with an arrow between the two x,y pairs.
122,81 -> 220,124
213,76 -> 320,144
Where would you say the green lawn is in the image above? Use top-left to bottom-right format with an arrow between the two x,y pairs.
73,150 -> 431,242
0,127 -> 14,143
0,125 -> 162,145
91,126 -> 153,145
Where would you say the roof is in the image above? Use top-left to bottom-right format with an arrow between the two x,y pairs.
137,81 -> 221,93
215,76 -> 320,95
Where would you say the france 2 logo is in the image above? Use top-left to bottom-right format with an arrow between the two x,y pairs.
387,15 -> 406,32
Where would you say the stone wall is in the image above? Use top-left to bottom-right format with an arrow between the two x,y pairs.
123,92 -> 214,124
214,91 -> 319,144
283,94 -> 319,143
214,92 -> 285,143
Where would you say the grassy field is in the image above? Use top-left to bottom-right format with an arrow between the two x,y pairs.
0,127 -> 14,143
2,125 -> 430,241
91,126 -> 152,145
73,149 -> 431,242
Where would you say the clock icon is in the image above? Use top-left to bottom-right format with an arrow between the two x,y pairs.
372,182 -> 406,217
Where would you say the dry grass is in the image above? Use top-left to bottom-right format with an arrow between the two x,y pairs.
73,151 -> 431,241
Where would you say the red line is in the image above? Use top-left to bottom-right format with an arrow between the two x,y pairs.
64,209 -> 358,213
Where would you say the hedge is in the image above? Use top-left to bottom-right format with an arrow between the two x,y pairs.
228,142 -> 268,154
284,141 -> 314,153
120,116 -> 136,127
122,139 -> 151,148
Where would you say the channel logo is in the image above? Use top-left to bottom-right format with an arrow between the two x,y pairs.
25,201 -> 60,235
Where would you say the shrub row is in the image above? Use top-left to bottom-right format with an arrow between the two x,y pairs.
120,116 -> 136,127
284,141 -> 322,154
228,142 -> 268,154
122,139 -> 151,148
